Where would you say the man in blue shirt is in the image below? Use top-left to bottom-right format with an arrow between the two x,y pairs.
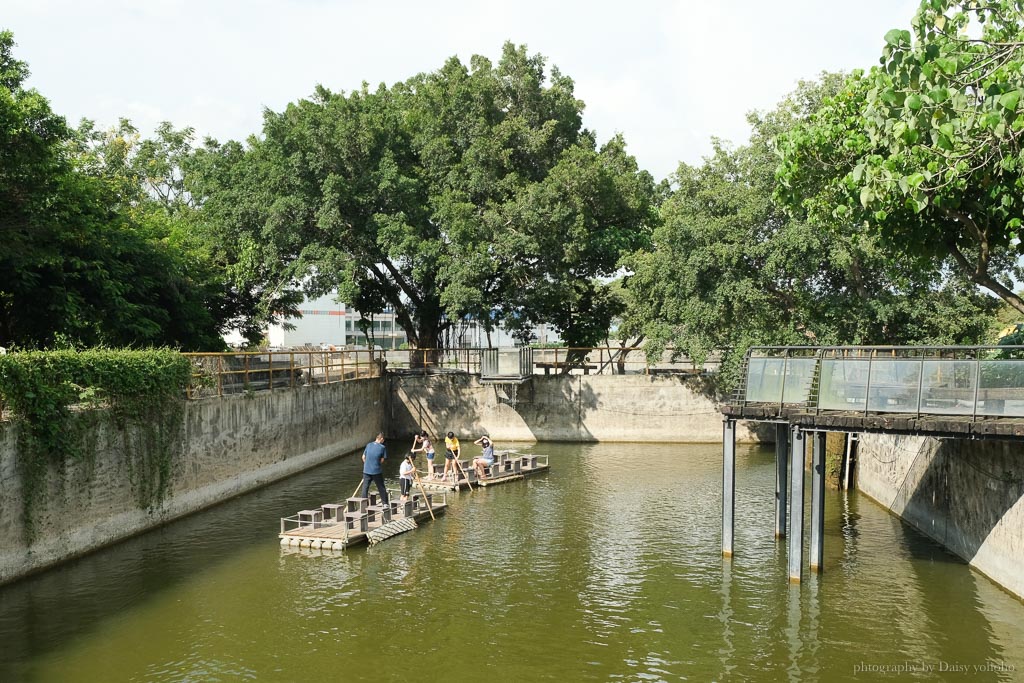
361,432 -> 390,507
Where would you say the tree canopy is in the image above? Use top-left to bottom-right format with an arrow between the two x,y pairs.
189,43 -> 656,352
776,0 -> 1024,313
623,74 -> 999,380
0,31 -> 245,350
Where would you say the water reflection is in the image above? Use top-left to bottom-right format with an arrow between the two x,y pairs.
0,442 -> 1022,681
718,560 -> 735,680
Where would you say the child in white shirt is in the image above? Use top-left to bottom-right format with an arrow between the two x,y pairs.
399,454 -> 415,502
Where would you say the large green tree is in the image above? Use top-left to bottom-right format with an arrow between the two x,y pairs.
777,0 -> 1024,313
189,44 -> 655,353
624,75 -> 999,382
0,31 -> 235,349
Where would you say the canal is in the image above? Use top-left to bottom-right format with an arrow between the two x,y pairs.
1,442 -> 1022,681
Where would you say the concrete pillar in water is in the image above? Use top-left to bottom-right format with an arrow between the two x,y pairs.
788,426 -> 806,583
775,422 -> 789,539
722,418 -> 736,558
810,430 -> 827,572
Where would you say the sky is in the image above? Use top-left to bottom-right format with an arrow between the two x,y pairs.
4,0 -> 920,181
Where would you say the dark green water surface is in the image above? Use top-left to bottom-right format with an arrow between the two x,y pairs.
1,442 -> 1022,682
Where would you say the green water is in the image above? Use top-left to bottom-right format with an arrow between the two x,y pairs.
1,442 -> 1023,682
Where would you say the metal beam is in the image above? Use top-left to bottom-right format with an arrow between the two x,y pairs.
722,419 -> 736,558
810,431 -> 826,572
775,422 -> 789,538
788,426 -> 806,583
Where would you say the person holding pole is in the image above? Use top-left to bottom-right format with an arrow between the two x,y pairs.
443,431 -> 461,483
472,435 -> 495,480
411,430 -> 436,478
361,432 -> 389,506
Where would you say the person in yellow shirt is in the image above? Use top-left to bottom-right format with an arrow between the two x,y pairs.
443,431 -> 461,483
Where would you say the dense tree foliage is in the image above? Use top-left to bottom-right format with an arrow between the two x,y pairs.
189,44 -> 655,353
0,32 -> 239,350
776,0 -> 1024,313
623,75 -> 999,379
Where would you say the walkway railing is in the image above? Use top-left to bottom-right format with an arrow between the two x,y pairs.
183,346 -> 721,399
383,346 -> 718,377
735,346 -> 1024,418
184,350 -> 381,399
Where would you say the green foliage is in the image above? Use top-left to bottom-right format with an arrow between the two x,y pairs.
0,32 -> 242,350
0,349 -> 191,538
776,0 -> 1024,312
624,75 -> 999,388
188,43 -> 654,352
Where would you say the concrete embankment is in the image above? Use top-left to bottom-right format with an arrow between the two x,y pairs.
388,373 -> 761,443
857,434 -> 1024,601
0,378 -> 385,586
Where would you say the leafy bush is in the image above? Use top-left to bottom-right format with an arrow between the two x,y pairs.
0,349 -> 190,538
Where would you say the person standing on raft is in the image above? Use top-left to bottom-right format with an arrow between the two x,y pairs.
399,454 -> 415,502
411,430 -> 436,478
473,435 -> 495,479
443,431 -> 461,482
361,432 -> 389,506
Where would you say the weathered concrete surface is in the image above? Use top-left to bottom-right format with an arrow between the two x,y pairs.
0,378 -> 385,586
388,373 -> 762,443
858,434 -> 1024,601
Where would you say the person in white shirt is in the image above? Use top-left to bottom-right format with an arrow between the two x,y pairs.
399,454 -> 415,502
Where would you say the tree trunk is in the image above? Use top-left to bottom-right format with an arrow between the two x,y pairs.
410,320 -> 442,369
946,240 -> 1024,315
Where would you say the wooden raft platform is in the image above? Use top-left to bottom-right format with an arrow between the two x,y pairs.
416,452 -> 550,492
279,488 -> 447,551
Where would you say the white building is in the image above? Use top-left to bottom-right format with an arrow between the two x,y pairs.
238,292 -> 559,350
267,293 -> 347,348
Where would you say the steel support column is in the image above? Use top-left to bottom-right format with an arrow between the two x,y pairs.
788,426 -> 806,583
775,422 -> 789,538
722,419 -> 736,558
810,431 -> 827,572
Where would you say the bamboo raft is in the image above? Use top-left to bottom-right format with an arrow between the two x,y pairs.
417,452 -> 549,492
279,488 -> 447,551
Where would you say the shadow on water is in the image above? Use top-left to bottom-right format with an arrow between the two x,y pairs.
0,447 -> 370,680
2,441 -> 1023,682
727,439 -> 1023,681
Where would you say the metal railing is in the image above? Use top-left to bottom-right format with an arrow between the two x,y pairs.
736,346 -> 1024,419
184,349 -> 382,399
382,346 -> 719,377
182,346 -> 721,399
279,488 -> 448,544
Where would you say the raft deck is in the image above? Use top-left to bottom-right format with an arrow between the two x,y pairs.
279,488 -> 447,551
417,452 -> 549,492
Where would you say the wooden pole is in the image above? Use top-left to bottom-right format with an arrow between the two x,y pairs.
452,455 -> 474,492
411,467 -> 435,520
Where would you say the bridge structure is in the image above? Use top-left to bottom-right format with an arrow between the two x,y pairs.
720,345 -> 1024,584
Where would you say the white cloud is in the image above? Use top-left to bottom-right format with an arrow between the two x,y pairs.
5,0 -> 920,179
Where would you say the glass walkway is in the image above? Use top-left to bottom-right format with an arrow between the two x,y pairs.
731,345 -> 1024,422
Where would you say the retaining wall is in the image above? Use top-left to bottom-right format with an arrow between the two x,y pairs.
388,373 -> 762,442
0,378 -> 386,585
858,434 -> 1024,600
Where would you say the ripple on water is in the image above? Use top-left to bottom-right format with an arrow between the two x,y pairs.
3,442 -> 1024,683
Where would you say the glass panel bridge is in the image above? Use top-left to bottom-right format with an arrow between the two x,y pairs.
720,345 -> 1024,585
726,346 -> 1024,438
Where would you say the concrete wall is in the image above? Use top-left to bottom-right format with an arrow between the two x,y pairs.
0,378 -> 385,585
388,373 -> 762,443
857,434 -> 1024,600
